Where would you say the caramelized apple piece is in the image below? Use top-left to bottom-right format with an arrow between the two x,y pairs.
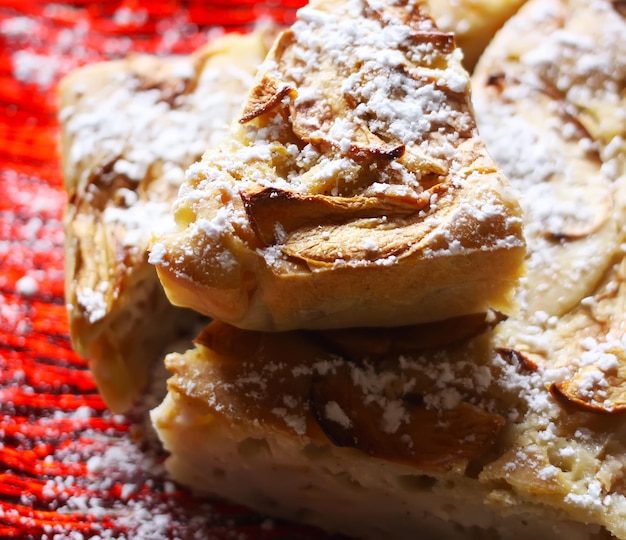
239,72 -> 294,124
242,26 -> 457,161
550,349 -> 626,414
241,185 -> 429,245
310,362 -> 505,469
541,183 -> 612,242
364,1 -> 456,69
496,347 -> 541,372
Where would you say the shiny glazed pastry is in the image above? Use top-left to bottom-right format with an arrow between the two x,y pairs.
150,0 -> 526,332
152,0 -> 626,538
60,29 -> 275,413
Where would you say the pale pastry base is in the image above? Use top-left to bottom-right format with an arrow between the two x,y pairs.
80,264 -> 201,413
152,393 -> 608,540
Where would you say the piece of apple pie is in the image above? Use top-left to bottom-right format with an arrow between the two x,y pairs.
150,0 -> 526,332
60,29 -> 275,412
59,0 -> 525,413
152,0 -> 626,538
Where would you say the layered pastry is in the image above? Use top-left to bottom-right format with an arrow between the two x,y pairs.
152,0 -> 626,538
150,0 -> 526,332
60,29 -> 275,413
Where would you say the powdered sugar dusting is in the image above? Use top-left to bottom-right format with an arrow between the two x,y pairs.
324,401 -> 352,429
61,29 -> 267,338
153,0 -> 524,334
158,4 -> 626,535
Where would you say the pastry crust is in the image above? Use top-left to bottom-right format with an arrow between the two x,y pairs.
60,29 -> 275,412
151,0 -> 526,332
152,0 -> 626,538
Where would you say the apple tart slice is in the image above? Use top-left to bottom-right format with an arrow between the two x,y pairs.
152,284 -> 626,540
60,29 -> 275,412
151,0 -> 526,332
152,0 -> 626,538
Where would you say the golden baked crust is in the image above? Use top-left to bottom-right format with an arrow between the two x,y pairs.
61,29 -> 275,413
152,0 -> 626,538
151,0 -> 526,332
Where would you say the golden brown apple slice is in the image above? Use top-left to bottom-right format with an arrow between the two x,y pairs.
550,353 -> 626,415
241,185 -> 430,246
309,361 -> 505,469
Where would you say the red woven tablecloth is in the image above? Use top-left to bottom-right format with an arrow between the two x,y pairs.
0,2 -> 332,538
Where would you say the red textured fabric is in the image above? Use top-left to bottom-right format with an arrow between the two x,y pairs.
0,1 -> 331,538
